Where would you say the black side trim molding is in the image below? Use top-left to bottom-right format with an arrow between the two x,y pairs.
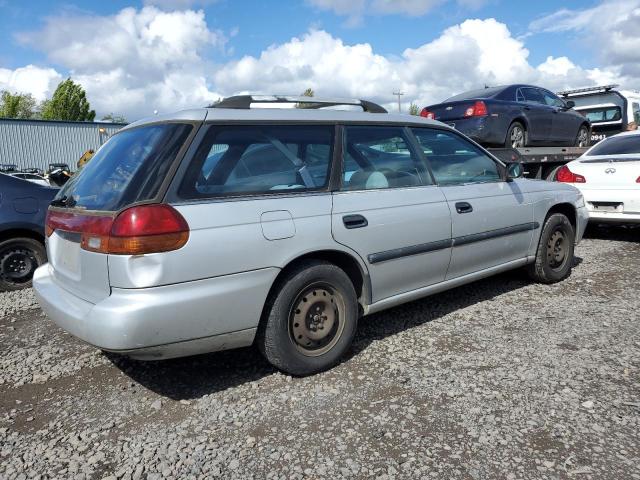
368,239 -> 452,264
452,222 -> 540,247
367,222 -> 540,265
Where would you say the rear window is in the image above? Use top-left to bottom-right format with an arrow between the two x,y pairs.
178,125 -> 334,198
444,86 -> 506,102
582,107 -> 622,123
586,135 -> 640,156
55,123 -> 192,211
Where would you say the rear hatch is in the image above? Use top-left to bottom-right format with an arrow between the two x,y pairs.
45,122 -> 194,303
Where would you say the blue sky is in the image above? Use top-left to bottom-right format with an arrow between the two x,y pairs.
0,0 -> 637,119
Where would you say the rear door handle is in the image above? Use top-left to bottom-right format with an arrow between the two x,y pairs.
455,202 -> 473,214
343,214 -> 368,229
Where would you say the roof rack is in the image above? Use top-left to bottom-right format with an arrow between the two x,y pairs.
209,95 -> 388,113
557,84 -> 620,97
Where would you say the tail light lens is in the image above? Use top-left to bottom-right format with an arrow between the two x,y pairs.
420,108 -> 435,119
556,165 -> 586,183
46,204 -> 189,255
464,101 -> 488,117
636,175 -> 640,183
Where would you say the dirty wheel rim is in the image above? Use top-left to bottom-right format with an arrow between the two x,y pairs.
546,229 -> 568,271
0,248 -> 37,285
289,283 -> 345,357
510,126 -> 525,148
577,128 -> 589,147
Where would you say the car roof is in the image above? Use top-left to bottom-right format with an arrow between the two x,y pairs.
121,107 -> 446,132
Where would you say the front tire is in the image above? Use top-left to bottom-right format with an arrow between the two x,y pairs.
0,237 -> 46,291
257,260 -> 358,376
505,122 -> 527,148
575,125 -> 590,147
527,213 -> 575,284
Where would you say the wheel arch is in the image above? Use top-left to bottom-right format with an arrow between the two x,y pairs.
545,203 -> 577,239
504,117 -> 529,144
0,227 -> 45,245
264,249 -> 371,317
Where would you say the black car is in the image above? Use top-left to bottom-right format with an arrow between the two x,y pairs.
421,84 -> 591,148
0,173 -> 58,290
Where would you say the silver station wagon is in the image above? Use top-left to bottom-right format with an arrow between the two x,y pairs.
34,96 -> 588,375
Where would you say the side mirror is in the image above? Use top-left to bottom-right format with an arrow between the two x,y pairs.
506,162 -> 524,180
565,100 -> 575,109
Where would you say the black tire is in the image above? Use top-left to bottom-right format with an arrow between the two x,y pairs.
257,260 -> 358,376
0,237 -> 46,291
575,125 -> 590,147
505,122 -> 527,148
527,213 -> 575,284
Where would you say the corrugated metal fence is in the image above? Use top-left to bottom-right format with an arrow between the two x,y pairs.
0,118 -> 125,172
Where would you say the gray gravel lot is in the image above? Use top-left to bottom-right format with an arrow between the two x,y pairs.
1,225 -> 639,480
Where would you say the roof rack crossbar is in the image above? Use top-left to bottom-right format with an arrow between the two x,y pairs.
208,95 -> 388,113
557,84 -> 620,97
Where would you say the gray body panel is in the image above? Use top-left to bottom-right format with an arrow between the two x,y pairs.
34,106 -> 589,360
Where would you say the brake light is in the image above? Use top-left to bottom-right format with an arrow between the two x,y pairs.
556,165 -> 586,183
45,204 -> 189,255
420,108 -> 435,119
464,101 -> 488,117
636,175 -> 640,183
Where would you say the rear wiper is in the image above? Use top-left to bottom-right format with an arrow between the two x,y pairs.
50,195 -> 76,208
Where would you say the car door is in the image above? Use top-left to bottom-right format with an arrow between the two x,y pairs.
541,89 -> 579,144
411,127 -> 535,280
518,87 -> 552,144
331,125 -> 452,303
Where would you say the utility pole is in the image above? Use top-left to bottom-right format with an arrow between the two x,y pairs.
393,91 -> 404,113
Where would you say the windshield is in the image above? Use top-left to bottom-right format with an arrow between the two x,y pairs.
56,123 -> 192,211
587,135 -> 640,156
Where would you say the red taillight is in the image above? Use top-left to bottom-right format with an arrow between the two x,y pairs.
556,165 -> 586,183
636,175 -> 640,183
464,101 -> 488,118
46,204 -> 189,255
420,108 -> 435,120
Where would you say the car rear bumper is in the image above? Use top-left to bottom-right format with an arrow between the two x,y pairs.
33,264 -> 279,360
578,188 -> 640,224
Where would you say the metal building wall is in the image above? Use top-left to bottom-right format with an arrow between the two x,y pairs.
0,119 -> 125,172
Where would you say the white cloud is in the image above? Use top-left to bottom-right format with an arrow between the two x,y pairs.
0,65 -> 62,101
530,1 -> 640,78
13,6 -> 225,120
4,6 -> 632,120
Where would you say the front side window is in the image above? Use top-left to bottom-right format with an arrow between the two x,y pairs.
541,90 -> 565,108
341,126 -> 431,190
178,125 -> 333,198
412,128 -> 501,185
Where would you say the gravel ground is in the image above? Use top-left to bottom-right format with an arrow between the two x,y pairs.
1,224 -> 639,480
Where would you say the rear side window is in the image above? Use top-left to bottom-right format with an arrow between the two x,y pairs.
178,125 -> 333,198
342,126 -> 431,190
412,128 -> 501,185
56,123 -> 192,211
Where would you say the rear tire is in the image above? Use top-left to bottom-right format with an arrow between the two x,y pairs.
575,125 -> 590,147
0,237 -> 46,291
505,122 -> 527,148
257,260 -> 358,376
527,213 -> 575,284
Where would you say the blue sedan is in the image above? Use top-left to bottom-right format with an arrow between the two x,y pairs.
422,84 -> 591,148
0,173 -> 58,290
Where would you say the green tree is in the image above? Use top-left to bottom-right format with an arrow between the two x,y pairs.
41,78 -> 95,121
0,90 -> 37,119
101,113 -> 127,124
295,88 -> 315,108
408,103 -> 419,116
